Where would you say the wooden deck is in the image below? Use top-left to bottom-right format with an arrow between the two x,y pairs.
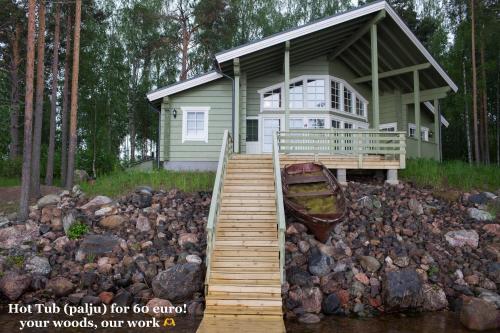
197,154 -> 285,333
280,153 -> 402,169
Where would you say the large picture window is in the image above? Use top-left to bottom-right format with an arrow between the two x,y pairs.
182,107 -> 209,143
259,75 -> 368,120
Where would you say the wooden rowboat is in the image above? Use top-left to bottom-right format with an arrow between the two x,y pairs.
281,162 -> 346,243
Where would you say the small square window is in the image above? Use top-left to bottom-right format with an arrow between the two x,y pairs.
344,122 -> 353,129
344,88 -> 353,113
307,118 -> 325,129
246,119 -> 258,142
290,118 -> 304,129
331,120 -> 341,129
408,124 -> 416,138
356,98 -> 365,117
182,107 -> 209,142
263,88 -> 281,109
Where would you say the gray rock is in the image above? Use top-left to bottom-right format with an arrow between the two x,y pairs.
152,263 -> 204,303
37,194 -> 60,208
308,251 -> 333,277
135,215 -> 151,232
25,256 -> 51,276
288,267 -> 312,287
186,254 -> 202,265
0,272 -> 31,300
131,190 -> 152,209
445,230 -> 479,248
359,256 -> 381,272
383,269 -> 423,312
394,256 -> 410,268
469,193 -> 490,205
422,284 -> 448,311
74,169 -> 90,183
468,208 -> 493,221
62,211 -> 76,234
408,198 -> 424,215
80,196 -> 113,210
113,289 -> 132,306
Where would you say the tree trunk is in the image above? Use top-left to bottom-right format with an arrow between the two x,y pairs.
462,59 -> 473,164
496,57 -> 499,166
19,0 -> 37,221
479,40 -> 489,164
31,0 -> 47,198
8,23 -> 21,160
66,0 -> 82,190
45,3 -> 61,185
470,0 -> 480,163
128,61 -> 138,162
61,11 -> 72,186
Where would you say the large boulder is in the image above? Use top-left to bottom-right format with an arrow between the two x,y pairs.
80,196 -> 113,211
152,263 -> 204,303
0,223 -> 39,249
460,297 -> 500,331
445,230 -> 479,248
382,269 -> 423,312
37,194 -> 60,209
131,189 -> 152,209
0,272 -> 31,300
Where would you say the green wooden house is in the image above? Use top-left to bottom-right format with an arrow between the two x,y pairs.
147,0 -> 457,182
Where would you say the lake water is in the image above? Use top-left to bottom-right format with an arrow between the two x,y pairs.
0,310 -> 486,332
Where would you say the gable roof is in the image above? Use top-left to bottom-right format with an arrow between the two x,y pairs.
147,0 -> 457,102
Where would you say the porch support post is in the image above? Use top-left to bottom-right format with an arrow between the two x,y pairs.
370,24 -> 379,129
284,41 -> 290,132
434,98 -> 441,161
413,70 -> 421,157
234,58 -> 240,153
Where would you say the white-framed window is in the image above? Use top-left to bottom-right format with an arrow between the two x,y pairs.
182,107 -> 209,143
262,87 -> 281,109
380,122 -> 397,132
331,119 -> 341,129
355,98 -> 365,117
246,118 -> 259,142
408,123 -> 416,138
305,79 -> 326,108
289,118 -> 304,129
421,126 -> 429,141
344,122 -> 353,129
289,81 -> 304,108
343,87 -> 353,113
307,118 -> 326,129
331,80 -> 341,110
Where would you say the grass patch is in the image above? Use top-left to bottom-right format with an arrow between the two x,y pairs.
67,222 -> 90,240
6,255 -> 25,269
400,159 -> 500,192
0,177 -> 20,187
80,170 -> 215,198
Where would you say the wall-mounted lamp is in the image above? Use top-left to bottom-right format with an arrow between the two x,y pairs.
172,108 -> 177,119
429,131 -> 434,138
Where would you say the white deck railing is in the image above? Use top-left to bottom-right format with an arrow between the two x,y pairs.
205,130 -> 233,288
277,130 -> 406,168
272,132 -> 286,285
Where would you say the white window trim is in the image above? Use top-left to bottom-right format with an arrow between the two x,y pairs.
245,116 -> 259,142
288,115 -> 329,129
407,123 -> 429,141
181,106 -> 210,143
258,75 -> 368,121
379,122 -> 398,131
331,115 -> 368,129
408,123 -> 416,138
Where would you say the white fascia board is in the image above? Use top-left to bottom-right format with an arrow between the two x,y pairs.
383,4 -> 458,92
424,101 -> 449,127
147,72 -> 223,102
215,1 -> 386,63
215,1 -> 458,93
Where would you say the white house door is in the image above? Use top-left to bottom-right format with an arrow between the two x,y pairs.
262,118 -> 280,153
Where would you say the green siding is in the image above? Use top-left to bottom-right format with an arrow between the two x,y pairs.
167,79 -> 232,162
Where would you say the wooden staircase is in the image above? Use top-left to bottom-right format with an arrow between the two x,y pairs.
197,155 -> 285,333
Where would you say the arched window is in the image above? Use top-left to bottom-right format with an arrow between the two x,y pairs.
259,75 -> 368,119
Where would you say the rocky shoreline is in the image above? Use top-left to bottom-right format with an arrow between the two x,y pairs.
0,181 -> 499,330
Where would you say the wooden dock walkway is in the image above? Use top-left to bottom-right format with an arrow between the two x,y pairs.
197,155 -> 285,333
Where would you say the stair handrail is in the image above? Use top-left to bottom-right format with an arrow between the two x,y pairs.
205,129 -> 233,287
273,131 -> 286,285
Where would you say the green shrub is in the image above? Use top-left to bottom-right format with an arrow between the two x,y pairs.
0,158 -> 22,178
67,222 -> 90,240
